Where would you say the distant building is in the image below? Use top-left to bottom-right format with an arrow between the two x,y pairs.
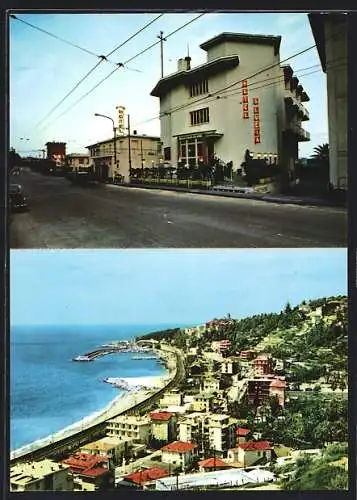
86,134 -> 161,183
161,441 -> 197,471
150,32 -> 310,180
106,415 -> 151,444
66,153 -> 91,171
62,452 -> 113,491
221,357 -> 240,375
247,376 -> 286,407
239,350 -> 257,361
80,436 -> 133,469
190,393 -> 214,412
155,467 -> 276,490
227,440 -> 273,467
150,411 -> 177,442
178,412 -> 237,456
202,377 -> 220,393
123,467 -> 170,490
159,390 -> 183,408
309,13 -> 347,191
198,457 -> 229,472
236,427 -> 250,445
253,355 -> 271,376
211,340 -> 232,353
10,459 -> 73,492
46,142 -> 66,165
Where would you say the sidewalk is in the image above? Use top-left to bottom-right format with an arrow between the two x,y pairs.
109,182 -> 347,209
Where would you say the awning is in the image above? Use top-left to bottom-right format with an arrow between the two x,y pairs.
173,130 -> 223,141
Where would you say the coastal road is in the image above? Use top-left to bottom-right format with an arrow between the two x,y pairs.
10,168 -> 347,248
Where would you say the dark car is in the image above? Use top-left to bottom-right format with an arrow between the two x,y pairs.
9,183 -> 28,212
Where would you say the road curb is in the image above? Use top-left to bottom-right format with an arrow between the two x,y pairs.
108,183 -> 347,209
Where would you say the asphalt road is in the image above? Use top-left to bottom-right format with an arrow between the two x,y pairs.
9,169 -> 347,248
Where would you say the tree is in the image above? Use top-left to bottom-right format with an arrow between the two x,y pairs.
311,143 -> 329,163
284,301 -> 292,314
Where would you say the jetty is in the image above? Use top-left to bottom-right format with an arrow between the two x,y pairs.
72,340 -> 154,362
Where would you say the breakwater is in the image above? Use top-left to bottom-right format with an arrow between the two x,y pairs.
10,345 -> 184,465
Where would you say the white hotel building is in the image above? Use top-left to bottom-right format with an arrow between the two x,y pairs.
150,32 -> 310,178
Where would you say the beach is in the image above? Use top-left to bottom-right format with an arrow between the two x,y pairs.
11,346 -> 177,461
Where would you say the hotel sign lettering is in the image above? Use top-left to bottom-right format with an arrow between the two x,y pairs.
252,97 -> 261,144
242,80 -> 249,119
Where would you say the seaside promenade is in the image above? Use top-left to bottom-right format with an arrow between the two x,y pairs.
10,344 -> 185,465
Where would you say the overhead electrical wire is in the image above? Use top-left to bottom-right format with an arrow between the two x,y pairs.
151,27 -> 346,122
131,54 -> 347,127
32,13 -> 164,129
10,14 -> 101,58
39,13 -> 207,132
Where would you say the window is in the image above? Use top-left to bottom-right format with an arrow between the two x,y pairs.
190,79 -> 208,97
190,108 -> 209,126
178,138 -> 204,167
164,147 -> 171,161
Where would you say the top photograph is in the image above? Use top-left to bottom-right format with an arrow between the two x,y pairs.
8,11 -> 347,248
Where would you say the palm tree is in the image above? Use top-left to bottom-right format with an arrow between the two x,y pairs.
311,143 -> 329,163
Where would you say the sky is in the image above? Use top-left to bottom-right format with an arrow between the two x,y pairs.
10,11 -> 330,158
10,249 -> 347,326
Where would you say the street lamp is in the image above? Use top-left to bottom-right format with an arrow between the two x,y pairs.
94,113 -> 117,181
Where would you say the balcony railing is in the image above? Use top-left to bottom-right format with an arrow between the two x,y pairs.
284,92 -> 310,120
91,152 -> 114,159
286,122 -> 310,141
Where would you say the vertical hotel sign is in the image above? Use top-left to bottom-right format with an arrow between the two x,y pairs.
242,80 -> 249,119
252,97 -> 261,144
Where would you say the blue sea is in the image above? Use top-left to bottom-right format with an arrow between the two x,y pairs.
10,323 -> 185,451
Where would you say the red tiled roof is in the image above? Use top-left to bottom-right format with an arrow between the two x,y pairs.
62,453 -> 107,471
81,467 -> 109,478
270,379 -> 287,388
239,441 -> 272,451
199,457 -> 228,468
150,411 -> 173,421
161,441 -> 196,453
125,467 -> 169,485
236,427 -> 250,436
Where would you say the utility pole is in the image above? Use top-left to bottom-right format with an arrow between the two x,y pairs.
127,114 -> 132,176
157,31 -> 166,78
140,139 -> 144,170
113,123 -> 117,181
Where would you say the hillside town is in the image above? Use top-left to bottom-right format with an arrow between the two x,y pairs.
10,296 -> 348,492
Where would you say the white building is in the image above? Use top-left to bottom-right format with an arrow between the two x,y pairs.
161,441 -> 197,471
227,441 -> 273,467
151,32 -> 310,180
106,414 -> 151,444
155,467 -> 276,490
10,459 -> 73,492
80,436 -> 133,468
309,13 -> 347,191
66,153 -> 91,171
178,412 -> 237,455
202,377 -> 220,393
86,133 -> 161,183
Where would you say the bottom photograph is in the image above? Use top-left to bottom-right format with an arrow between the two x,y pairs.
9,248 -> 348,492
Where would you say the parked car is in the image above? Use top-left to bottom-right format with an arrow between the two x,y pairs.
9,183 -> 28,211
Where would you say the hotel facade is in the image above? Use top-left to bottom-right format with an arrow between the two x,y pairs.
150,32 -> 310,179
86,105 -> 161,183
